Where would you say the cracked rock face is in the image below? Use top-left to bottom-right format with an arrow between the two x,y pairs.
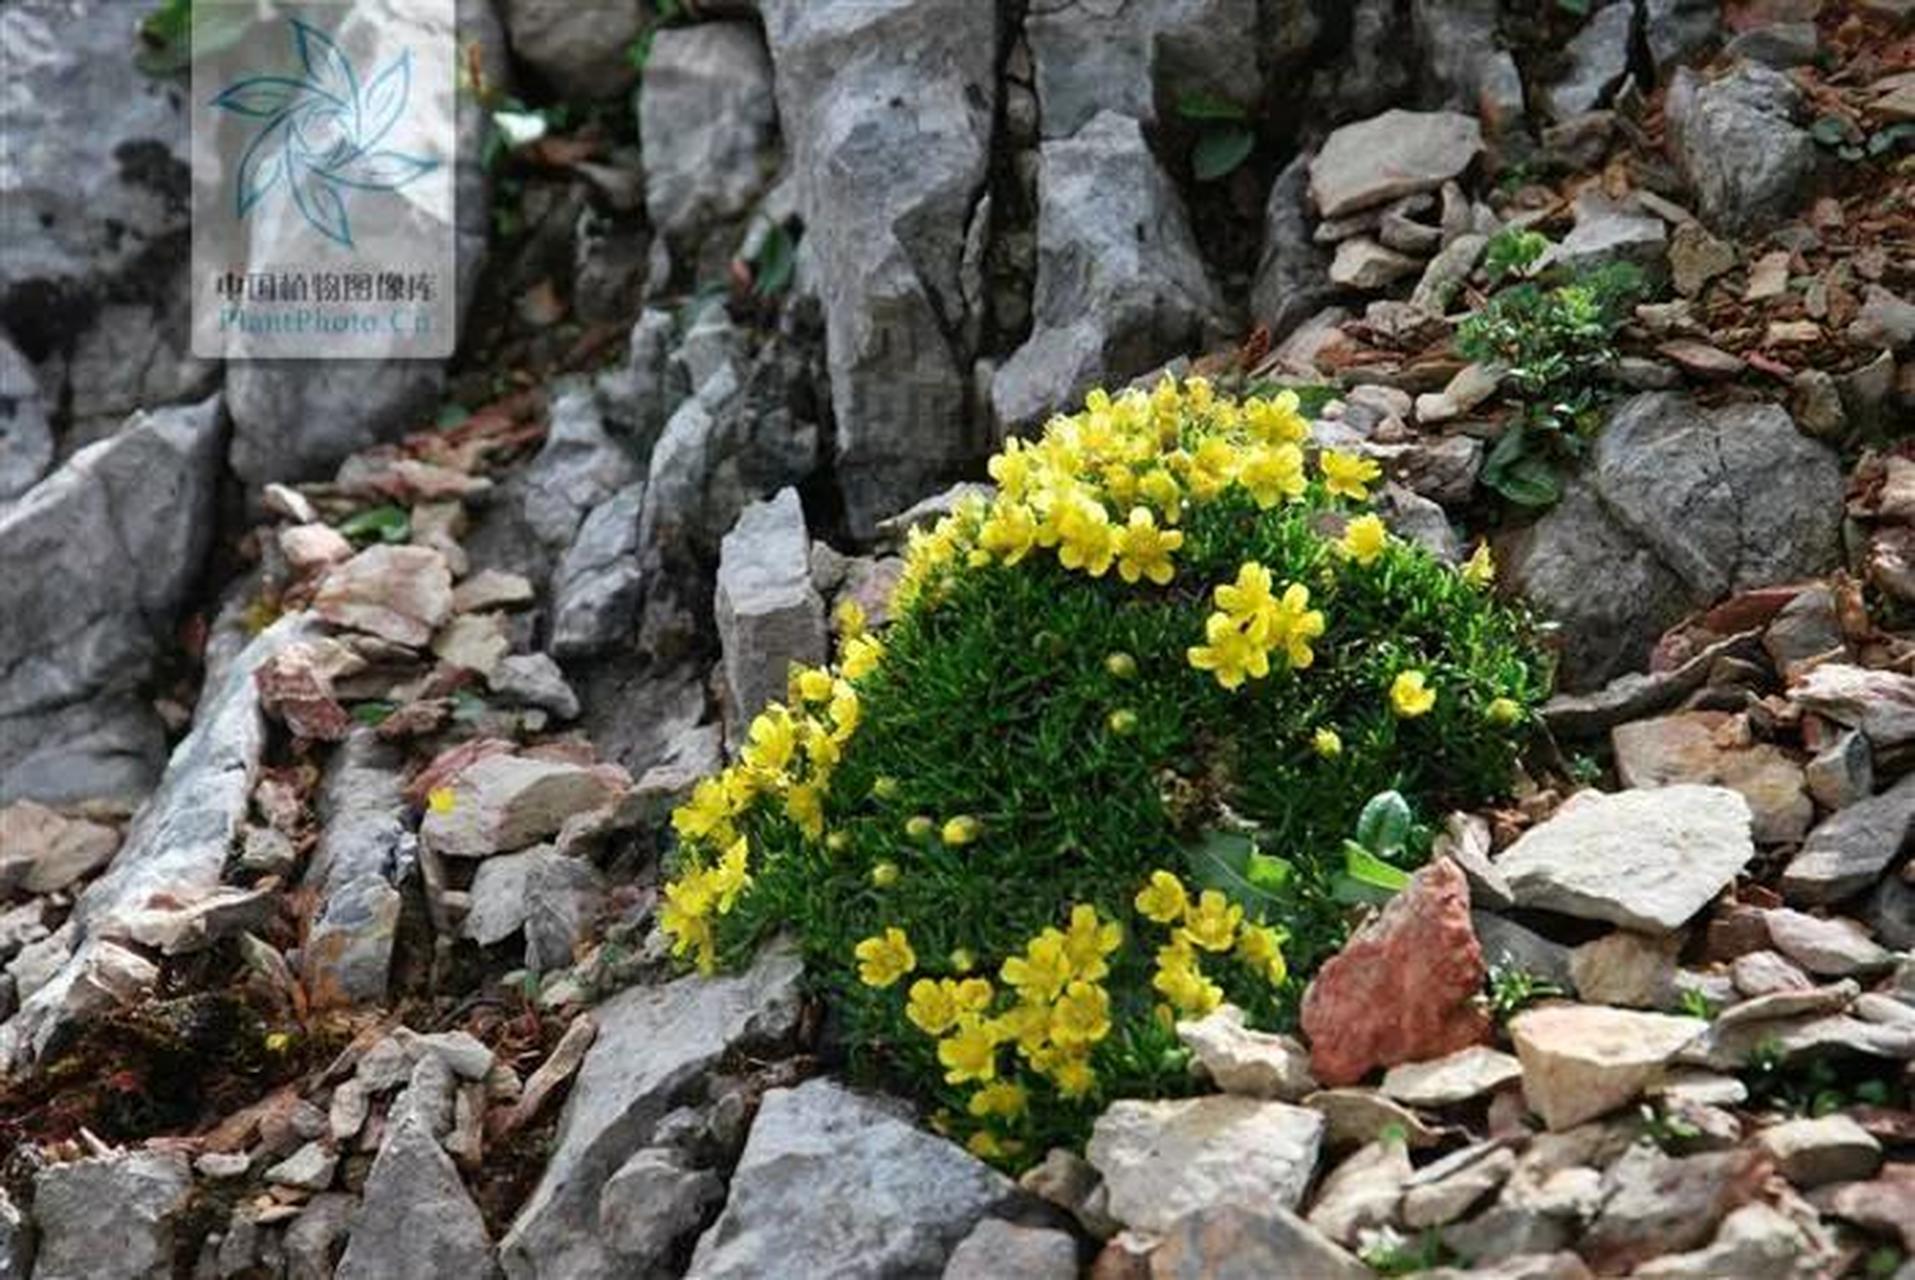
1505,392 -> 1842,689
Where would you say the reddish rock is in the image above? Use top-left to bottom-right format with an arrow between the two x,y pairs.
253,641 -> 359,742
1823,1162 -> 1915,1251
1301,860 -> 1491,1086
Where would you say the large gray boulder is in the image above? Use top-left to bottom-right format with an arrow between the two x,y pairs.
1250,153 -> 1340,344
1541,0 -> 1636,120
0,615 -> 317,1071
224,0 -> 507,487
762,0 -> 997,538
1505,393 -> 1842,689
640,24 -> 779,254
686,1078 -> 1019,1278
1410,0 -> 1525,135
335,1113 -> 497,1279
500,944 -> 804,1280
1665,61 -> 1817,237
29,1150 -> 192,1280
1309,109 -> 1483,219
993,110 -> 1223,430
0,394 -> 224,806
501,0 -> 645,99
551,480 -> 647,659
715,488 -> 827,731
1024,0 -> 1260,141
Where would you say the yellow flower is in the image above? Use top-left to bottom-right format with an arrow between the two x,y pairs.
991,1001 -> 1052,1057
1182,889 -> 1243,952
1245,391 -> 1310,445
938,1017 -> 999,1084
950,947 -> 976,973
1137,468 -> 1183,522
1338,514 -> 1389,567
833,596 -> 867,638
1487,696 -> 1523,727
1001,929 -> 1072,1004
1236,923 -> 1289,987
870,860 -> 900,888
1462,540 -> 1495,588
792,666 -> 834,704
1391,669 -> 1438,718
828,681 -> 861,741
1187,611 -> 1268,691
906,978 -> 960,1036
1269,583 -> 1326,671
1114,506 -> 1184,585
1051,1054 -> 1098,1099
1152,942 -> 1222,1016
978,501 -> 1039,566
1321,449 -> 1382,501
854,927 -> 917,988
784,781 -> 825,840
1134,869 -> 1189,924
1214,561 -> 1277,632
841,634 -> 884,681
941,815 -> 982,846
965,1130 -> 1008,1161
951,977 -> 994,1015
1238,443 -> 1307,509
708,836 -> 751,913
427,786 -> 456,815
741,706 -> 798,776
1184,437 -> 1239,501
1049,981 -> 1112,1047
1313,727 -> 1343,758
1063,904 -> 1123,981
1054,495 -> 1117,577
905,814 -> 934,840
671,776 -> 733,846
661,874 -> 718,971
968,1080 -> 1028,1120
988,438 -> 1038,501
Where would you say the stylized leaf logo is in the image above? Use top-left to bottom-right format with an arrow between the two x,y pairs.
212,17 -> 437,248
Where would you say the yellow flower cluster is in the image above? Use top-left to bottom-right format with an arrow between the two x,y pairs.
1187,562 -> 1326,691
1134,869 -> 1287,1017
884,377 -> 1326,613
662,630 -> 882,970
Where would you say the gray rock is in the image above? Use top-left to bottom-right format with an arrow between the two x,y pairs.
522,851 -> 606,973
1781,772 -> 1915,905
336,1113 -> 496,1280
0,395 -> 223,806
596,1146 -> 725,1267
1731,950 -> 1812,997
715,487 -> 827,730
1665,61 -> 1817,236
1644,0 -> 1722,72
1308,1139 -> 1411,1247
304,875 -> 402,1010
1763,908 -> 1895,977
1546,197 -> 1669,279
689,1077 -> 1015,1277
490,653 -> 581,719
1177,1005 -> 1317,1100
420,754 -> 624,858
1851,285 -> 1915,353
0,802 -> 118,896
481,387 -> 643,591
1402,1144 -> 1517,1230
1411,0 -> 1525,136
1411,231 -> 1488,315
283,1194 -> 355,1280
1866,874 -> 1915,951
640,24 -> 778,251
1580,1144 -> 1760,1272
1631,1201 -> 1828,1280
0,617 -> 312,1070
266,1141 -> 338,1192
312,544 -> 455,647
1473,911 -> 1576,990
1309,109 -> 1483,219
763,0 -> 995,537
502,0 -> 644,98
992,111 -> 1222,432
1757,1114 -> 1882,1188
550,480 -> 646,659
1380,1045 -> 1524,1107
1329,237 -> 1423,290
1504,393 -> 1842,689
1545,0 -> 1635,118
1145,1202 -> 1372,1279
502,944 -> 804,1279
30,1150 -> 192,1280
942,1219 -> 1078,1280
1026,0 -> 1259,142
1495,786 -> 1755,933
1251,154 -> 1341,342
1790,664 -> 1915,751
0,1186 -> 31,1279
1086,1096 -> 1324,1235
0,335 -> 51,503
1725,21 -> 1819,67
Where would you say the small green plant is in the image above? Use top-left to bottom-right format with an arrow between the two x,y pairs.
1741,1038 -> 1909,1116
1637,1101 -> 1701,1153
1485,958 -> 1565,1023
1676,987 -> 1718,1021
1482,227 -> 1550,285
1177,91 -> 1256,182
1359,1227 -> 1455,1276
1865,1246 -> 1907,1278
1457,259 -> 1645,508
659,379 -> 1550,1162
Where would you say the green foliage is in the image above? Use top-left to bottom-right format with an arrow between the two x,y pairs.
1177,92 -> 1255,182
1741,1042 -> 1909,1118
1360,1228 -> 1455,1276
750,222 -> 799,299
1675,987 -> 1718,1021
1485,958 -> 1564,1023
1458,258 -> 1645,509
1482,227 -> 1550,285
667,383 -> 1550,1161
1636,1101 -> 1702,1153
336,505 -> 411,545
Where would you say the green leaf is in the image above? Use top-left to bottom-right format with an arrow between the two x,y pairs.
753,223 -> 797,298
1185,829 -> 1287,914
1482,428 -> 1564,509
337,505 -> 411,545
1557,0 -> 1593,14
1809,115 -> 1852,148
350,700 -> 396,727
1176,90 -> 1250,122
435,403 -> 471,429
1868,123 -> 1915,157
1354,791 -> 1412,856
1332,841 -> 1412,904
1192,125 -> 1255,182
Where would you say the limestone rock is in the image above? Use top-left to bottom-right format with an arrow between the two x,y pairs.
1757,1114 -> 1883,1187
687,1077 -> 1015,1278
1380,1045 -> 1524,1107
1510,1004 -> 1707,1130
1142,1203 -> 1370,1280
1762,908 -> 1895,976
1309,109 -> 1484,218
1781,772 -> 1915,905
0,802 -> 118,895
715,488 -> 827,729
335,1114 -> 495,1279
420,754 -> 625,858
640,24 -> 778,247
30,1150 -> 192,1280
314,545 -> 454,647
1612,712 -> 1811,844
1665,62 -> 1818,236
1024,0 -> 1259,142
943,1219 -> 1079,1280
1086,1095 -> 1323,1235
1176,1005 -> 1317,1100
1494,787 -> 1756,932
